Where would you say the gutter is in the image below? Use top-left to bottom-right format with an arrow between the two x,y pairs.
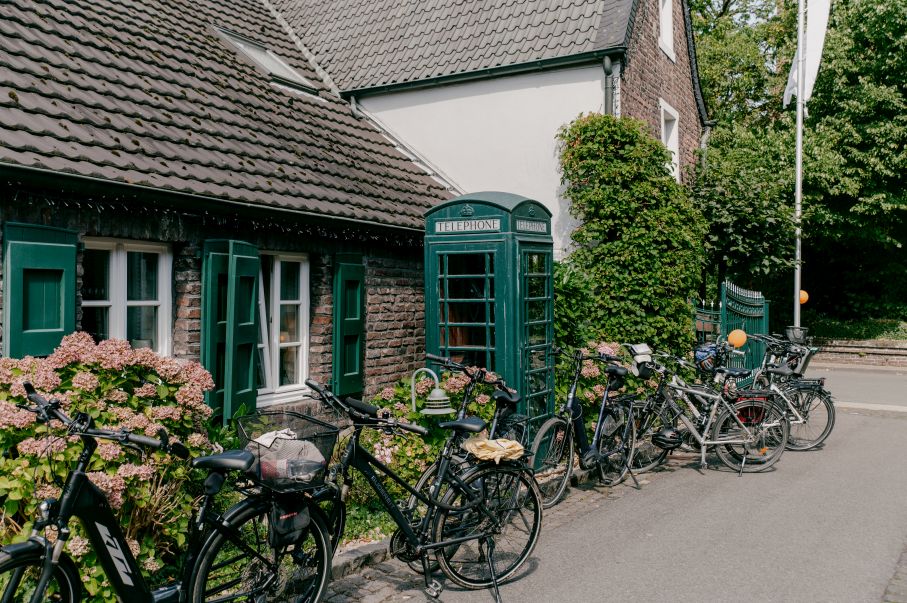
0,162 -> 425,234
341,48 -> 626,99
680,0 -> 711,126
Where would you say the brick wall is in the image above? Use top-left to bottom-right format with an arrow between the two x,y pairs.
0,192 -> 426,406
620,0 -> 703,177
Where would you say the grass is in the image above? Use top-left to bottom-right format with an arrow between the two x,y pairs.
805,316 -> 907,341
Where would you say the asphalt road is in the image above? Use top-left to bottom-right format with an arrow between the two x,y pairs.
448,370 -> 907,603
808,364 -> 907,410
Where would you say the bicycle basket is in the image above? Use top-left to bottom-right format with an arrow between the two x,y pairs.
237,411 -> 339,492
784,326 -> 809,344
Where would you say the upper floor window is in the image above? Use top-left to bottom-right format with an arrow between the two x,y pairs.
659,0 -> 676,61
256,253 -> 310,406
660,99 -> 681,181
81,239 -> 172,354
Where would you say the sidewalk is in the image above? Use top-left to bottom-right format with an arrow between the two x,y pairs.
323,460 -> 686,603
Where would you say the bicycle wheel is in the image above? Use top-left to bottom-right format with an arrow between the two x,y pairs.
0,551 -> 80,602
597,403 -> 636,485
631,403 -> 672,474
713,398 -> 789,473
434,465 -> 541,589
784,386 -> 835,451
190,498 -> 331,603
529,416 -> 574,508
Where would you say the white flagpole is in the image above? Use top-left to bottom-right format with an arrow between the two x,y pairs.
794,0 -> 806,328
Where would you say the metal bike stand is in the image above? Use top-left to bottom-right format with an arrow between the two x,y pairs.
483,537 -> 504,603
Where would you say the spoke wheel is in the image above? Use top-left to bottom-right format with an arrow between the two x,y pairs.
631,404 -> 671,474
784,387 -> 835,451
0,552 -> 80,602
529,416 -> 574,508
434,465 -> 541,589
713,399 -> 789,473
191,500 -> 331,603
597,404 -> 636,485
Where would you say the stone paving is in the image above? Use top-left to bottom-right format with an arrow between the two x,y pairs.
323,460 -> 686,603
883,543 -> 907,603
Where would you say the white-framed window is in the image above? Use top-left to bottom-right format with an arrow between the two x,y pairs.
81,239 -> 172,354
658,0 -> 676,61
660,99 -> 681,181
256,253 -> 310,406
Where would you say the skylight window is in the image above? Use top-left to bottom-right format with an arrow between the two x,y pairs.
219,29 -> 317,94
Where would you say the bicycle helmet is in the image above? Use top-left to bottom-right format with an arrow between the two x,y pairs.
652,427 -> 682,450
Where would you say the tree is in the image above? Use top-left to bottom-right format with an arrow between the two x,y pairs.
558,114 -> 705,353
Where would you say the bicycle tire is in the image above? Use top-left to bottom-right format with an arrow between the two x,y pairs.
319,497 -> 346,556
0,549 -> 80,602
190,498 -> 331,603
529,416 -> 574,508
784,386 -> 835,451
597,403 -> 636,485
631,403 -> 672,474
713,398 -> 789,473
433,464 -> 541,589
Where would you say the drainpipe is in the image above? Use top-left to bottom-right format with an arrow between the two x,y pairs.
699,119 -> 717,173
603,56 -> 614,115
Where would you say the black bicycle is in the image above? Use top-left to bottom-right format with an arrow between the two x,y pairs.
0,383 -> 332,603
530,348 -> 637,508
305,369 -> 541,603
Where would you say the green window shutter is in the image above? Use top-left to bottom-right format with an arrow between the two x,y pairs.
3,223 -> 77,357
332,255 -> 365,397
201,240 -> 260,425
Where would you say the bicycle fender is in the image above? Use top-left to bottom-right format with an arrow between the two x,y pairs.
0,537 -> 45,564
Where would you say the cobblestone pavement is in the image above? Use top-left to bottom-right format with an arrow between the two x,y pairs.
323,460 -> 685,603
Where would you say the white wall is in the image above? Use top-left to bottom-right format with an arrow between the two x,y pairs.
359,65 -> 606,256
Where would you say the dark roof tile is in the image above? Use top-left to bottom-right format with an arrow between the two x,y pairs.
0,0 -> 448,228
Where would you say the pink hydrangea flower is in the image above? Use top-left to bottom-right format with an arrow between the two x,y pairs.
476,394 -> 490,405
379,387 -> 395,401
17,437 -> 67,456
187,433 -> 210,448
580,361 -> 600,379
86,472 -> 126,508
95,339 -> 134,370
72,371 -> 100,391
134,383 -> 157,398
97,443 -> 122,461
414,378 -> 434,396
597,342 -> 620,357
106,389 -> 128,404
67,536 -> 90,559
45,332 -> 98,368
0,401 -> 36,429
150,406 -> 183,421
117,463 -> 155,481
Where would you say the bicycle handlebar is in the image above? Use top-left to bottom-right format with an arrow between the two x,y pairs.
20,382 -> 189,458
306,379 -> 429,437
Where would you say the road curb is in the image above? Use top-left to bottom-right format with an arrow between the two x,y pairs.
332,540 -> 391,580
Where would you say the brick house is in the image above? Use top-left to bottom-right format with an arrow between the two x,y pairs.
0,0 -> 451,418
286,0 -> 710,255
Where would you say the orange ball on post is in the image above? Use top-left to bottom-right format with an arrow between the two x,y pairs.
799,290 -> 809,304
727,329 -> 748,349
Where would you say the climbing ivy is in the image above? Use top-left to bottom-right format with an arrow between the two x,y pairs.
557,114 -> 705,354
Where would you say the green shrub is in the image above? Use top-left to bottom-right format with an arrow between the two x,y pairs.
557,114 -> 706,354
0,332 -> 217,601
553,259 -> 594,349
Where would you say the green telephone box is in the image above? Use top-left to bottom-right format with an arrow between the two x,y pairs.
425,191 -> 554,425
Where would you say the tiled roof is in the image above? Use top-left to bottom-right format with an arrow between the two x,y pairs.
277,0 -> 634,93
0,0 -> 451,230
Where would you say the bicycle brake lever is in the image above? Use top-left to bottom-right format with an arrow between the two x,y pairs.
121,441 -> 146,458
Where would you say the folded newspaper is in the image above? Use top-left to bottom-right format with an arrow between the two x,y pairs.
461,436 -> 525,463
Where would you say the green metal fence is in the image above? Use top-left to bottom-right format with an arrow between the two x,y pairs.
695,281 -> 770,385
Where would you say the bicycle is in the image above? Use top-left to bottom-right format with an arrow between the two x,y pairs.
305,374 -> 541,602
0,383 -> 332,603
530,347 -> 637,508
631,345 -> 791,474
742,333 -> 835,450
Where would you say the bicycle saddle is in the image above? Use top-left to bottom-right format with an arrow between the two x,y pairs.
605,365 -> 628,377
766,366 -> 795,377
438,416 -> 486,433
192,450 -> 255,472
493,389 -> 521,407
715,367 -> 750,378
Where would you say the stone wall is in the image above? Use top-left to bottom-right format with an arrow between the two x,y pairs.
0,190 -> 426,404
620,0 -> 703,177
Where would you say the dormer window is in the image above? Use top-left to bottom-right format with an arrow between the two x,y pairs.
219,29 -> 317,94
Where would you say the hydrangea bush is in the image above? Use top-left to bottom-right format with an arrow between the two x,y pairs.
0,332 -> 217,601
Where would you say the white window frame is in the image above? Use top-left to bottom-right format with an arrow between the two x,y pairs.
658,0 -> 676,62
660,99 -> 681,181
256,253 -> 310,407
81,238 -> 172,355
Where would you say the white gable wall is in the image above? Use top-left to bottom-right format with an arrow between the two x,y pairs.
358,65 -> 607,257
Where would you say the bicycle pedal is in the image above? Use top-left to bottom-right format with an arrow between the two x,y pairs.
424,579 -> 443,598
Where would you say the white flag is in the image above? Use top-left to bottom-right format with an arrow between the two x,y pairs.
783,0 -> 832,107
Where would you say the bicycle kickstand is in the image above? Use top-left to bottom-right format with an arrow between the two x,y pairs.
627,465 -> 641,489
483,537 -> 504,603
421,553 -> 443,599
738,452 -> 747,477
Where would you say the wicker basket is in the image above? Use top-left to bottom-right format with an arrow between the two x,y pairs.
237,411 -> 339,492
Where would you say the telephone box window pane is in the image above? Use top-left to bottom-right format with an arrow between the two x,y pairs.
447,301 -> 487,324
126,252 -> 158,301
82,250 -> 110,301
82,307 -> 109,343
447,254 -> 486,275
528,323 -> 547,345
127,306 -> 157,349
448,277 -> 487,300
527,301 -> 547,322
527,276 -> 546,299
